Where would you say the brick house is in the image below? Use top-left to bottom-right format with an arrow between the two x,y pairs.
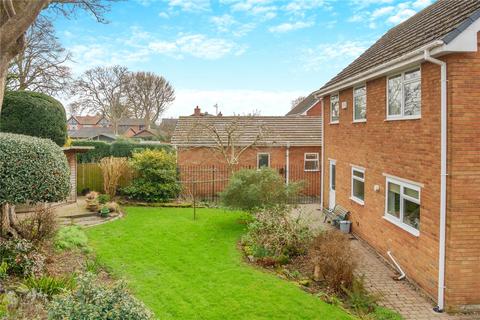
172,111 -> 322,197
286,93 -> 321,116
314,0 -> 480,312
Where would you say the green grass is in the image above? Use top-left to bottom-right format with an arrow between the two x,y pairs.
86,207 -> 354,320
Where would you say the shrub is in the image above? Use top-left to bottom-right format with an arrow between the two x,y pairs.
242,205 -> 312,261
17,207 -> 57,243
370,307 -> 403,320
0,133 -> 70,206
99,157 -> 129,198
220,168 -> 302,212
342,276 -> 380,316
0,262 -> 8,280
122,149 -> 180,202
0,91 -> 67,146
308,230 -> 356,293
21,275 -> 76,299
72,140 -> 111,163
54,226 -> 89,251
106,201 -> 120,213
97,194 -> 110,205
48,274 -> 153,320
0,238 -> 45,277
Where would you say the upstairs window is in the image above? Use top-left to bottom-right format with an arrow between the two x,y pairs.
353,86 -> 366,122
330,94 -> 339,123
387,68 -> 421,119
257,153 -> 270,168
304,153 -> 319,171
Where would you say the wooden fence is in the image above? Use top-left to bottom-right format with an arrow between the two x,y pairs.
77,163 -> 321,203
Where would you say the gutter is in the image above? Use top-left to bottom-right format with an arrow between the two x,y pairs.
424,49 -> 448,313
286,142 -> 290,185
320,98 -> 325,210
314,40 -> 444,97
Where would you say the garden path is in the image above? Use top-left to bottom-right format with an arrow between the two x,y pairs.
53,197 -> 120,227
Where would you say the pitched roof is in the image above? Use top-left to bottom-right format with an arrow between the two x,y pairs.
286,94 -> 319,116
118,118 -> 147,126
319,0 -> 480,92
133,129 -> 156,138
172,116 -> 322,147
68,127 -> 115,139
71,115 -> 103,125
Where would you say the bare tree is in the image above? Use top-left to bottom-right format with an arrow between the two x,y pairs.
0,0 -> 114,111
6,16 -> 72,96
186,117 -> 270,173
291,96 -> 306,109
70,65 -> 130,134
126,71 -> 175,129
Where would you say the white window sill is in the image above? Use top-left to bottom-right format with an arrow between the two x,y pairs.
350,196 -> 364,205
383,214 -> 420,237
352,119 -> 366,123
385,115 -> 421,121
304,169 -> 320,172
329,121 -> 339,125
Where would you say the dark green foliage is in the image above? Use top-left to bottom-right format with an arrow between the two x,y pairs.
72,140 -> 111,163
54,226 -> 89,251
342,276 -> 380,316
122,149 -> 181,202
72,140 -> 173,163
220,168 -> 302,212
0,91 -> 67,146
48,274 -> 153,319
0,133 -> 70,205
0,238 -> 45,277
97,194 -> 110,204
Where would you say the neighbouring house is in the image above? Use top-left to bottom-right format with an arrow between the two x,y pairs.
172,108 -> 322,198
286,93 -> 321,116
314,0 -> 480,312
157,118 -> 178,142
67,114 -> 109,130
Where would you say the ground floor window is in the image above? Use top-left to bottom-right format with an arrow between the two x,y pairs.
304,153 -> 319,171
384,176 -> 421,236
351,167 -> 365,204
257,153 -> 270,168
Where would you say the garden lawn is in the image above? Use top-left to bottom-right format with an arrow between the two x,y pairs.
86,207 -> 354,320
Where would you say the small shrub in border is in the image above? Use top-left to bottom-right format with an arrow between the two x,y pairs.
48,274 -> 153,320
0,238 -> 45,277
342,276 -> 380,316
17,207 -> 58,243
20,275 -> 76,299
97,194 -> 110,205
54,226 -> 89,251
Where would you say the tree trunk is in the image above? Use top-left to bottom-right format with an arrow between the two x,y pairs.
0,203 -> 19,238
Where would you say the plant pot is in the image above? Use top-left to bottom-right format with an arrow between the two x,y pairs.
339,220 -> 351,234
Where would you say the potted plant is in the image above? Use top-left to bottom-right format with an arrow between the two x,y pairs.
100,205 -> 110,218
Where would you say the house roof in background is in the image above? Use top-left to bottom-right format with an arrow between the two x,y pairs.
318,0 -> 480,92
70,115 -> 103,125
172,116 -> 322,147
133,129 -> 156,137
286,94 -> 319,116
118,118 -> 148,126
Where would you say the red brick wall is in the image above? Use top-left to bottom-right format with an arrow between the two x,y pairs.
321,34 -> 480,310
177,146 -> 321,197
443,33 -> 480,311
306,101 -> 321,116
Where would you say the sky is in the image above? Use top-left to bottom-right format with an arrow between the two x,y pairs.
51,0 -> 433,118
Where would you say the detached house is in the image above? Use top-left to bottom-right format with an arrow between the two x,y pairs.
315,0 -> 479,312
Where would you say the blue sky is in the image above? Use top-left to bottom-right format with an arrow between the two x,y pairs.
52,0 -> 433,117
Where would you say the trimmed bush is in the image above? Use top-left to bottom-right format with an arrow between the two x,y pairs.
0,133 -> 70,205
48,274 -> 153,320
0,91 -> 67,146
122,149 -> 180,202
72,140 -> 111,163
220,168 -> 302,212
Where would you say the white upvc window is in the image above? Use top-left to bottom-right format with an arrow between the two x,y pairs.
387,67 -> 421,120
304,153 -> 319,171
353,85 -> 366,122
257,153 -> 270,169
330,94 -> 339,124
384,176 -> 421,236
351,167 -> 365,205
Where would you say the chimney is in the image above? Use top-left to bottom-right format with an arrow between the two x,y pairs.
194,106 -> 201,116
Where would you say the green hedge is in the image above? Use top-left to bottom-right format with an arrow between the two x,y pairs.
0,91 -> 67,146
72,140 -> 173,163
0,133 -> 70,205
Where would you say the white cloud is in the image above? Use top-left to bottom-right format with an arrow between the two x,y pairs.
211,14 -> 237,33
412,0 -> 432,9
371,6 -> 394,19
387,8 -> 416,24
164,88 -> 306,117
300,40 -> 370,72
167,0 -> 209,12
223,0 -> 278,20
158,12 -> 169,18
268,21 -> 314,33
284,0 -> 332,13
149,34 -> 246,60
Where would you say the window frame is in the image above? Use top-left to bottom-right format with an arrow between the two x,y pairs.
353,85 -> 367,123
257,152 -> 270,169
386,66 -> 422,121
384,176 -> 421,236
304,153 -> 320,172
330,94 -> 340,124
350,166 -> 365,205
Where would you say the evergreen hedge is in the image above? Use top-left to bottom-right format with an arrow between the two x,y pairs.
0,91 -> 67,146
0,133 -> 70,205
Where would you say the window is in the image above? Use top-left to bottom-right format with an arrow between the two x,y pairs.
351,167 -> 365,204
257,153 -> 270,168
304,153 -> 319,171
353,86 -> 366,122
330,94 -> 339,123
387,68 -> 421,119
384,177 -> 421,236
